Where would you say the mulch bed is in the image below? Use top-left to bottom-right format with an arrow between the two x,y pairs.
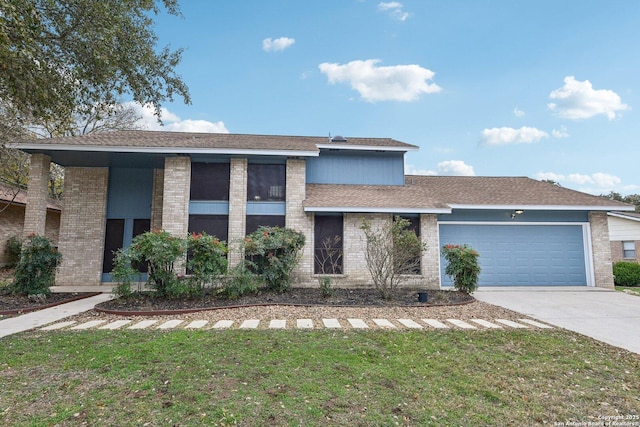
97,288 -> 474,313
0,292 -> 101,315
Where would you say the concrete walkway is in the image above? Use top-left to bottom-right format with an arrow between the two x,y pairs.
0,293 -> 113,339
474,287 -> 640,354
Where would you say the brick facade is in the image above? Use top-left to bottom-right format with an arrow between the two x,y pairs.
22,153 -> 50,237
0,204 -> 60,266
420,214 -> 441,289
227,158 -> 248,267
590,211 -> 615,289
160,157 -> 191,274
285,159 -> 314,285
56,167 -> 108,286
150,168 -> 164,231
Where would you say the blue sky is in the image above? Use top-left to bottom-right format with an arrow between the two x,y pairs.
133,0 -> 640,195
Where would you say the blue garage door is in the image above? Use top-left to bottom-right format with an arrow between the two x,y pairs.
439,224 -> 587,287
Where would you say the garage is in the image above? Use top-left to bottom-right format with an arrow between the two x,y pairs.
439,224 -> 590,287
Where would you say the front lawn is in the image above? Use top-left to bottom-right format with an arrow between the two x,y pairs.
1,330 -> 639,426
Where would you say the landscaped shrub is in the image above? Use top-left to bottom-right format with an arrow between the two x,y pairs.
11,234 -> 62,296
442,244 -> 481,294
360,216 -> 425,300
187,232 -> 228,290
243,226 -> 306,293
112,230 -> 230,298
221,262 -> 261,299
4,235 -> 22,268
613,261 -> 640,287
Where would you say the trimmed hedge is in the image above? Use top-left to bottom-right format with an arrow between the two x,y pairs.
613,261 -> 640,287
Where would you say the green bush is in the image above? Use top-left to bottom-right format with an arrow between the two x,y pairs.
243,226 -> 306,293
187,232 -> 228,290
12,235 -> 62,296
613,261 -> 640,287
442,244 -> 481,294
4,235 -> 22,268
221,262 -> 261,299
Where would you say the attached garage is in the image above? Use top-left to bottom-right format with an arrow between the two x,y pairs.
439,223 -> 591,287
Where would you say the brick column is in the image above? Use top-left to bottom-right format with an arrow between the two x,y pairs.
150,168 -> 164,231
23,153 -> 50,238
344,213 -> 391,286
589,211 -> 615,289
421,214 -> 441,289
161,157 -> 190,236
227,158 -> 247,267
285,158 -> 314,285
56,167 -> 108,286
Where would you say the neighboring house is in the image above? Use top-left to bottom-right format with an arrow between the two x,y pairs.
0,184 -> 61,267
608,211 -> 640,263
14,130 -> 633,289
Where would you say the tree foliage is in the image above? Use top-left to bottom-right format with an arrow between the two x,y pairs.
0,0 -> 190,124
360,216 -> 425,300
602,191 -> 640,213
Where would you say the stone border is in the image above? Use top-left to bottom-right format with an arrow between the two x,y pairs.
0,292 -> 102,316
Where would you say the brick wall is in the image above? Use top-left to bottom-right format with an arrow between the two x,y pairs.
589,211 -> 615,289
56,167 -> 108,286
285,159 -> 315,285
227,158 -> 247,267
23,153 -> 50,237
150,168 -> 164,231
0,204 -> 60,266
161,157 -> 191,274
420,214 -> 441,289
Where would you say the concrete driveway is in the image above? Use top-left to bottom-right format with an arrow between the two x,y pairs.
474,287 -> 640,354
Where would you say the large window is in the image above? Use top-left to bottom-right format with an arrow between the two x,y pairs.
246,215 -> 285,235
397,215 -> 421,275
247,164 -> 286,201
190,162 -> 230,201
102,218 -> 150,273
314,215 -> 343,274
188,215 -> 229,241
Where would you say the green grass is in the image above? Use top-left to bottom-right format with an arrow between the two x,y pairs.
1,330 -> 639,426
616,286 -> 640,296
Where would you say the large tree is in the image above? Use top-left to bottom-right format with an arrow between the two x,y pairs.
0,0 -> 190,127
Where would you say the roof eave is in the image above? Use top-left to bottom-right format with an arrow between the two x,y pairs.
448,204 -> 636,211
316,143 -> 418,152
13,143 -> 320,157
607,211 -> 640,221
304,206 -> 451,214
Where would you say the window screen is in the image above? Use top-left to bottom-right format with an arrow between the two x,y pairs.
397,215 -> 421,274
103,219 -> 125,273
188,215 -> 229,241
247,164 -> 286,201
314,215 -> 343,274
190,163 -> 230,201
246,215 -> 286,235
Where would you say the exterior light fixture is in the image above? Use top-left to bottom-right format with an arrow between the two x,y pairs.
511,209 -> 524,220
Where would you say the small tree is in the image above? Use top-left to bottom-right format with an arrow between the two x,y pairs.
243,226 -> 306,293
360,216 -> 425,300
442,244 -> 481,294
12,234 -> 62,297
314,235 -> 343,297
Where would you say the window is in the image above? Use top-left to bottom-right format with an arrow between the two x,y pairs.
623,241 -> 636,259
103,219 -> 125,273
190,162 -> 230,201
396,215 -> 421,274
246,215 -> 285,235
314,215 -> 343,274
188,215 -> 229,241
247,164 -> 286,201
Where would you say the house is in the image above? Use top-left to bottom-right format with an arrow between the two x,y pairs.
14,130 -> 633,289
607,211 -> 640,263
0,183 -> 61,267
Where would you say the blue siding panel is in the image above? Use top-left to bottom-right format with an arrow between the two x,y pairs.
189,201 -> 230,215
439,224 -> 587,287
438,209 -> 589,222
306,150 -> 404,185
246,202 -> 286,215
106,168 -> 153,219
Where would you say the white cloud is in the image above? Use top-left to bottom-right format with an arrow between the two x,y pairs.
408,160 -> 475,176
128,103 -> 229,133
480,126 -> 549,146
548,76 -> 630,120
318,59 -> 441,102
378,2 -> 410,21
535,171 -> 622,192
513,107 -> 525,117
262,37 -> 295,52
552,126 -> 569,138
